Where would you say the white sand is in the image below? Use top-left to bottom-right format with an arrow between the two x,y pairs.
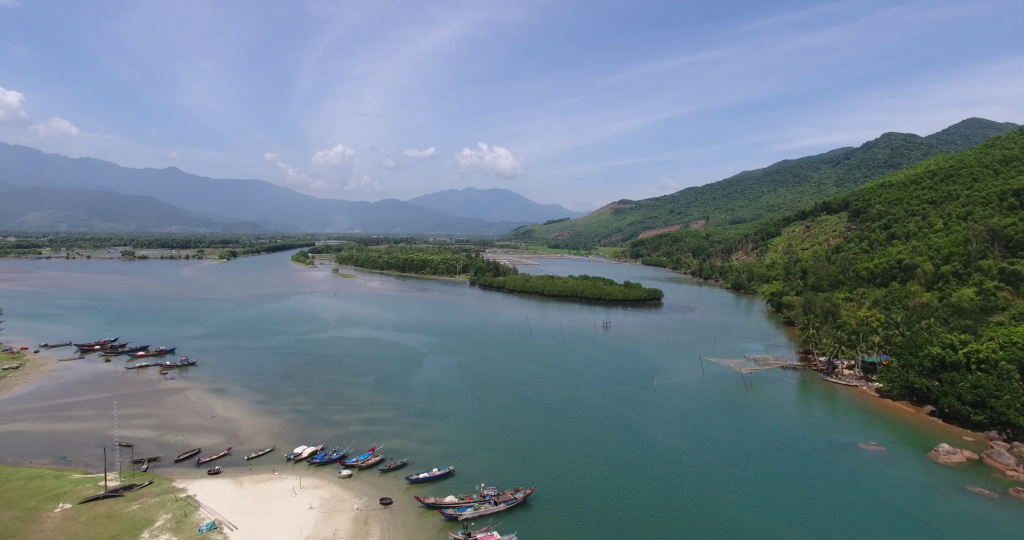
175,473 -> 403,540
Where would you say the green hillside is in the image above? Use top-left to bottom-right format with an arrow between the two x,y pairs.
506,118 -> 1018,247
629,127 -> 1024,433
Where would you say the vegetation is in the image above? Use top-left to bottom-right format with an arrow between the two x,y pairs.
472,274 -> 664,302
291,249 -> 315,266
0,233 -> 315,259
542,217 -> 572,225
628,128 -> 1024,434
328,243 -> 514,278
506,119 -> 1018,248
0,466 -> 201,540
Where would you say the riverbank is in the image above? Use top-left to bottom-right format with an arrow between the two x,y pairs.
0,343 -> 65,398
335,264 -> 469,282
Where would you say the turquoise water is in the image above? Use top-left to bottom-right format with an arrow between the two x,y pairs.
1,253 -> 1021,538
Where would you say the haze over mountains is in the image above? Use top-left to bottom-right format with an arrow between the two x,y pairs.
507,118 -> 1020,246
0,144 -> 575,234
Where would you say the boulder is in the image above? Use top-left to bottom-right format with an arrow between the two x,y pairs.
990,441 -> 1012,451
961,449 -> 980,461
1005,470 -> 1024,481
1010,487 -> 1024,501
922,405 -> 937,415
981,448 -> 1023,473
984,430 -> 1006,442
1012,442 -> 1024,453
929,444 -> 967,465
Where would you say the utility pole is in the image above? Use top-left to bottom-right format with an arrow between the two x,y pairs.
114,401 -> 121,481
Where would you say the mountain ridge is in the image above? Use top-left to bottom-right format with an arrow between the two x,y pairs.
407,187 -> 586,223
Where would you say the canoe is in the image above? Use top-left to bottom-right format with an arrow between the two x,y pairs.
102,345 -> 150,356
439,487 -> 535,521
174,448 -> 201,462
116,441 -> 133,447
207,466 -> 222,475
40,341 -> 72,348
74,337 -> 119,349
140,459 -> 149,473
340,446 -> 376,467
133,347 -> 176,358
130,455 -> 161,464
78,492 -> 125,504
378,458 -> 409,473
196,447 -> 232,466
416,486 -> 526,509
126,480 -> 153,492
404,466 -> 455,484
355,452 -> 385,469
156,357 -> 197,368
244,445 -> 276,461
821,375 -> 861,387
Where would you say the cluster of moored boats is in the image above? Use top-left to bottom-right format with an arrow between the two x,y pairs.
61,336 -> 197,372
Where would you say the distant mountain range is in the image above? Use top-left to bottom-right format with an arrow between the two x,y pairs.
0,144 -> 578,234
506,118 -> 1020,246
407,187 -> 585,223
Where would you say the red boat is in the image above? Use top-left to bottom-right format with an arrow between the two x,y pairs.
74,337 -> 119,349
133,347 -> 177,358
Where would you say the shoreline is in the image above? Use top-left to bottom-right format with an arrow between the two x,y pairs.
335,264 -> 470,282
0,336 -> 67,399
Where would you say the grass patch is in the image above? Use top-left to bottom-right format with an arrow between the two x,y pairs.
0,352 -> 27,381
0,466 -> 206,540
336,272 -> 357,279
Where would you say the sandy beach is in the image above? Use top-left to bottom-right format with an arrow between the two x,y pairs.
0,340 -> 66,399
175,473 -> 407,540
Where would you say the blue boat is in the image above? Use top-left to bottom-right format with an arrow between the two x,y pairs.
340,446 -> 376,467
404,466 -> 455,484
308,446 -> 349,466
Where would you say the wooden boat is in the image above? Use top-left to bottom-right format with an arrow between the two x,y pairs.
156,356 -> 196,368
284,444 -> 311,461
130,455 -> 161,464
102,345 -> 150,356
174,448 -> 201,462
404,466 -> 455,484
116,441 -> 133,447
158,370 -> 169,376
821,375 -> 861,387
244,445 -> 276,461
140,459 -> 149,473
78,492 -> 125,504
295,443 -> 323,462
417,486 -> 525,509
439,487 -> 535,521
74,337 -> 119,349
133,347 -> 176,358
378,458 -> 409,473
126,480 -> 153,492
207,466 -> 223,475
126,363 -> 153,369
340,446 -> 376,467
308,446 -> 349,466
355,452 -> 385,469
40,341 -> 72,348
196,447 -> 232,466
448,523 -> 519,540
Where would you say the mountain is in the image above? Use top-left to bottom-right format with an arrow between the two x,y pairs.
0,182 -> 267,232
629,127 -> 1024,432
0,144 -> 528,235
406,187 -> 586,223
505,118 -> 1019,246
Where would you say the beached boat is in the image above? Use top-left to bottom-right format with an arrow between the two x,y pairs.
404,466 -> 455,484
416,485 -> 526,509
156,356 -> 197,368
378,458 -> 409,473
125,363 -> 153,369
196,447 -> 232,466
116,441 -> 133,447
133,347 -> 176,358
74,337 -> 119,349
40,341 -> 72,348
340,446 -> 376,467
448,523 -> 519,540
309,446 -> 349,466
207,466 -> 223,475
140,459 -> 149,472
439,487 -> 535,520
244,445 -> 276,461
355,452 -> 385,469
130,455 -> 161,464
821,375 -> 861,387
284,444 -> 311,461
174,448 -> 201,462
127,480 -> 153,492
285,443 -> 323,462
78,492 -> 125,504
103,345 -> 150,356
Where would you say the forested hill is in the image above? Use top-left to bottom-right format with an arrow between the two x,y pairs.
505,118 -> 1018,247
629,127 -> 1024,433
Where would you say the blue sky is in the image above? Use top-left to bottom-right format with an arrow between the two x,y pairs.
1,0 -> 1022,211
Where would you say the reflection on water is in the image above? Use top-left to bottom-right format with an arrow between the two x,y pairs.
0,254 -> 1019,538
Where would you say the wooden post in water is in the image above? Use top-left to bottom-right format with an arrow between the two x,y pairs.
103,447 -> 108,493
740,371 -> 748,391
699,355 -> 705,375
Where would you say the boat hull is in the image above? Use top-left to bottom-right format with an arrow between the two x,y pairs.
404,466 -> 455,484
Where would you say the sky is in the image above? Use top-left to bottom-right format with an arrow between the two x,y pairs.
1,0 -> 1022,212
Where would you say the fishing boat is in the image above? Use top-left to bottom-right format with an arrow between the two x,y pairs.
133,346 -> 176,358
244,445 -> 276,461
174,448 -> 201,462
130,455 -> 161,464
125,363 -> 153,369
140,459 -> 149,472
74,337 -> 119,349
207,466 -> 223,475
439,487 -> 535,521
155,356 -> 197,368
404,466 -> 455,484
196,447 -> 232,466
378,458 -> 409,473
127,480 -> 153,492
356,452 -> 386,469
284,444 -> 311,461
78,492 -> 125,504
116,441 -> 133,447
103,345 -> 150,356
158,370 -> 169,376
309,446 -> 349,466
340,446 -> 376,467
40,341 -> 72,348
285,443 -> 323,462
416,485 -> 526,509
448,523 -> 519,540
821,374 -> 861,387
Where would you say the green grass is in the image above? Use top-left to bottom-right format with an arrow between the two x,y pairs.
0,466 -> 206,540
0,352 -> 26,381
336,272 -> 357,278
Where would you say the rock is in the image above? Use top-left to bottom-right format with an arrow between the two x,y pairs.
922,405 -> 937,415
981,448 -> 1024,473
1010,487 -> 1024,501
990,440 -> 1012,451
1005,470 -> 1024,481
961,449 -> 981,461
966,485 -> 1000,499
962,436 -> 976,442
984,430 -> 1006,442
929,444 -> 967,465
858,442 -> 886,451
1012,442 -> 1024,453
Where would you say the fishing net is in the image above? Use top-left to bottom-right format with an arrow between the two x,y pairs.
702,355 -> 797,373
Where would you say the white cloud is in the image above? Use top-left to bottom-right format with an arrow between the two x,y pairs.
344,174 -> 384,192
0,0 -> 21,8
169,151 -> 180,159
263,152 -> 329,190
403,147 -> 436,159
456,143 -> 524,178
29,117 -> 81,138
262,152 -> 279,161
0,86 -> 29,123
379,157 -> 398,170
311,143 -> 355,165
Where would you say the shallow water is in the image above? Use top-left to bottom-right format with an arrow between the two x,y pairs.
0,253 -> 1020,538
